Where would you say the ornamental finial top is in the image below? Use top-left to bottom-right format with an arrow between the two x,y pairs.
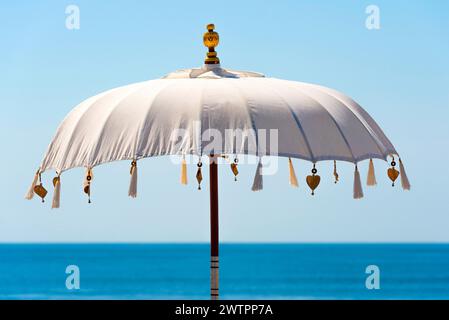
203,24 -> 220,65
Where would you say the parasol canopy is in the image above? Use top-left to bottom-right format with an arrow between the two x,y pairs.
25,24 -> 410,299
38,66 -> 398,172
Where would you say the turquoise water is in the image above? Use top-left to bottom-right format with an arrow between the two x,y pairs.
0,244 -> 448,300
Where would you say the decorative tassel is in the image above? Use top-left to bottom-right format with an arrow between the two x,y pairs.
399,158 -> 411,190
128,160 -> 138,198
333,160 -> 339,184
196,161 -> 203,190
251,158 -> 263,191
353,165 -> 364,199
181,157 -> 188,185
52,175 -> 61,209
25,170 -> 39,200
84,168 -> 93,203
288,158 -> 298,187
367,159 -> 377,186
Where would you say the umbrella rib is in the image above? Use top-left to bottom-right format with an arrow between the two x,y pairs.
305,84 -> 389,160
133,80 -> 182,159
197,83 -> 205,157
274,79 -> 358,162
87,82 -> 151,166
261,81 -> 322,163
41,85 -> 127,173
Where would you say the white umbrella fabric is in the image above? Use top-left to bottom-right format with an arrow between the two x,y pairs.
37,71 -> 398,171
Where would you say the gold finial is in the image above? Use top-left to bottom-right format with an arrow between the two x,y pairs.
203,24 -> 220,65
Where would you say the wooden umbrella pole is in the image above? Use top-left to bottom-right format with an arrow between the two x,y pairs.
209,156 -> 219,300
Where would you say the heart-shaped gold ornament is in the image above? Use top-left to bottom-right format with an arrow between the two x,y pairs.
306,175 -> 321,195
33,184 -> 48,202
230,163 -> 239,180
387,167 -> 400,186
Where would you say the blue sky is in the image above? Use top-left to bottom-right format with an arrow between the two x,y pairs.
0,0 -> 448,242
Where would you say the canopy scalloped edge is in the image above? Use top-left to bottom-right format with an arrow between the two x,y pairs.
38,151 -> 398,175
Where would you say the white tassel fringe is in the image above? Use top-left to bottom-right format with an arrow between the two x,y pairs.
367,159 -> 377,186
353,165 -> 364,199
181,158 -> 188,185
288,158 -> 299,187
251,159 -> 263,191
128,163 -> 138,198
25,171 -> 39,200
52,177 -> 61,209
399,158 -> 411,190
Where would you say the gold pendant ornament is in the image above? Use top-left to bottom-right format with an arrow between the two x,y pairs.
83,183 -> 90,195
84,168 -> 93,203
388,168 -> 400,186
306,164 -> 321,195
230,158 -> 239,181
196,161 -> 203,190
33,172 -> 47,202
387,158 -> 400,187
34,184 -> 47,203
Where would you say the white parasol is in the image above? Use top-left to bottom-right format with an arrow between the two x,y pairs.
25,24 -> 410,299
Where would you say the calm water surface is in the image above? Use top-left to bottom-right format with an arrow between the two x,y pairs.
0,244 -> 448,299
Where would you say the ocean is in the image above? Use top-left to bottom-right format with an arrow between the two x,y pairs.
0,244 -> 448,300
